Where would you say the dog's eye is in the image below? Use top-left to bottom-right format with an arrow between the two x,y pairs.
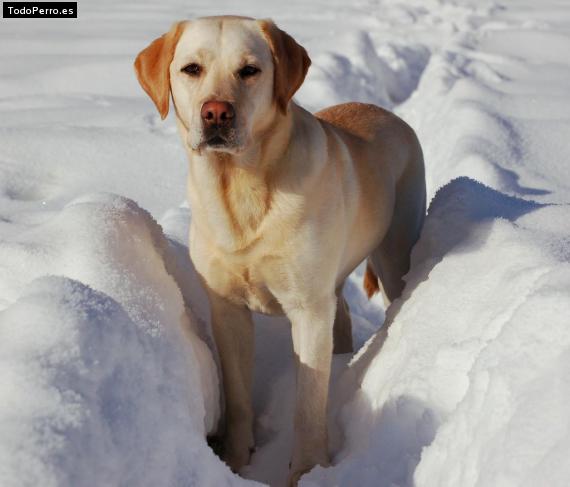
182,63 -> 202,76
238,65 -> 260,79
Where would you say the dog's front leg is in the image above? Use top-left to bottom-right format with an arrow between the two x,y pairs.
286,295 -> 336,486
207,290 -> 255,472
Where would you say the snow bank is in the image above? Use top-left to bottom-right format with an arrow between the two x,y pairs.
0,194 -> 254,487
299,31 -> 429,112
304,178 -> 570,487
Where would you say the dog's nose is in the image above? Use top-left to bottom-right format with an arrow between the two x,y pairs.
201,101 -> 235,126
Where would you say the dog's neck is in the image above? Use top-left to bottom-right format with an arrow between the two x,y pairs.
180,104 -> 298,253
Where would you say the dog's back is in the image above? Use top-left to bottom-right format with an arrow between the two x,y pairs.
317,102 -> 426,302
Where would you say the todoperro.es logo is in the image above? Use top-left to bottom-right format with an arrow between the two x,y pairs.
3,2 -> 77,18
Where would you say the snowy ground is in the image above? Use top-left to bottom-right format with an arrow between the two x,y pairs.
1,1 -> 570,486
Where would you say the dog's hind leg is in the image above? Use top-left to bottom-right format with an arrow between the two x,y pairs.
366,162 -> 426,304
367,232 -> 413,305
333,283 -> 353,354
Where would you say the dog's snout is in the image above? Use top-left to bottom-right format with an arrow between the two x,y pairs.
201,101 -> 235,126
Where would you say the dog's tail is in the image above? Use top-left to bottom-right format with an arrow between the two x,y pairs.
363,261 -> 380,299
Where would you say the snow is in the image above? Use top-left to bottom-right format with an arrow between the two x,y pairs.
1,0 -> 570,486
304,180 -> 570,487
0,195 -> 240,487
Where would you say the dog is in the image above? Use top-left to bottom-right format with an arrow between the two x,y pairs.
134,16 -> 426,486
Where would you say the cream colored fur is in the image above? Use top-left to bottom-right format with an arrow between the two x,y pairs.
135,16 -> 426,486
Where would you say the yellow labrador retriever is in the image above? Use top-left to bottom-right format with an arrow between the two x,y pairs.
134,16 -> 425,486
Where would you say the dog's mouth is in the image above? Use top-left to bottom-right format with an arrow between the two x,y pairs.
198,127 -> 241,153
205,135 -> 227,147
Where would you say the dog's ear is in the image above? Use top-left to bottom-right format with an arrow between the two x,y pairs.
257,19 -> 311,115
134,22 -> 185,120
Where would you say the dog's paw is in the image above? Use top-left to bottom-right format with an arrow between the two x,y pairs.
287,452 -> 329,486
287,469 -> 303,487
224,447 -> 252,473
222,423 -> 255,472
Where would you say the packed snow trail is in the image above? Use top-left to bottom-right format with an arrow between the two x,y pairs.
1,1 -> 569,487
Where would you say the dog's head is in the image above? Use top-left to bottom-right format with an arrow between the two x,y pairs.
134,16 -> 311,155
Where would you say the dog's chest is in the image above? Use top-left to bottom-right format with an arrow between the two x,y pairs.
237,269 -> 284,315
194,244 -> 285,316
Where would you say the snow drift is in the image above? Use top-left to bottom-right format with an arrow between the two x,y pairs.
304,178 -> 570,487
0,194 -> 247,487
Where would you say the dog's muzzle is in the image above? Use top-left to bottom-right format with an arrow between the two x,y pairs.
201,100 -> 236,148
